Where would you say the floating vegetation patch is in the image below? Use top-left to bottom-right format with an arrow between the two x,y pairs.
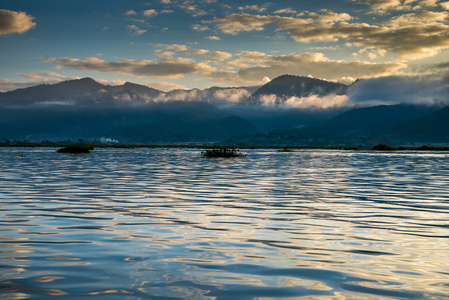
277,147 -> 294,152
202,147 -> 243,158
57,144 -> 94,154
370,143 -> 396,151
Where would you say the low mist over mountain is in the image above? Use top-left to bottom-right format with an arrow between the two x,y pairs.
250,75 -> 347,105
0,76 -> 448,145
0,78 -> 259,107
0,78 -> 163,107
0,75 -> 348,108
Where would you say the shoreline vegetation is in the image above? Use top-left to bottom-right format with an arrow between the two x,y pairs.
202,147 -> 243,158
56,144 -> 95,153
1,142 -> 449,152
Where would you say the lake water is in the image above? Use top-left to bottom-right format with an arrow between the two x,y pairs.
1,147 -> 449,299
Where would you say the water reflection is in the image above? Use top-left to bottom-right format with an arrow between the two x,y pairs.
0,148 -> 449,299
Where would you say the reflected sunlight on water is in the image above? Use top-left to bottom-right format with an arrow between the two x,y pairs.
0,147 -> 448,299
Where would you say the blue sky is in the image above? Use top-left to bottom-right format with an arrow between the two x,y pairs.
1,0 -> 449,92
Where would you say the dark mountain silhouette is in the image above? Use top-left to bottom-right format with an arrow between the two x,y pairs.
386,106 -> 449,142
249,75 -> 347,104
0,100 -> 259,143
224,105 -> 346,132
107,101 -> 259,143
0,77 -> 261,107
225,104 -> 445,146
0,78 -> 163,107
1,77 -> 448,145
322,104 -> 437,133
0,106 -> 165,141
110,108 -> 259,143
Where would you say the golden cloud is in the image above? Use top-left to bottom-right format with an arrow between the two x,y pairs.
207,10 -> 449,60
42,57 -> 216,79
186,49 -> 232,60
236,53 -> 407,83
0,9 -> 36,35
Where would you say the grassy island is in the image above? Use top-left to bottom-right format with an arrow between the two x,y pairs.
370,143 -> 396,151
202,147 -> 243,158
57,144 -> 94,154
277,147 -> 294,152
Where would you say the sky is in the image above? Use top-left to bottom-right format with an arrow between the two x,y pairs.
1,0 -> 449,93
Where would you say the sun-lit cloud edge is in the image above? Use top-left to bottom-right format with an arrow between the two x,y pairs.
0,9 -> 36,35
205,7 -> 449,60
39,51 -> 408,88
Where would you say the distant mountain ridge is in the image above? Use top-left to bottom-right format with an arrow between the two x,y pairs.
0,78 -> 163,107
0,100 -> 259,143
323,104 -> 437,132
387,106 -> 449,142
249,75 -> 347,104
0,75 -> 348,107
1,76 -> 448,145
0,78 -> 259,107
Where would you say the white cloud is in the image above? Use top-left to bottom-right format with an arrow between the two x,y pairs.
206,52 -> 407,86
207,70 -> 262,86
259,94 -> 349,109
213,88 -> 251,103
207,10 -> 449,60
0,79 -> 38,92
96,79 -> 127,86
154,50 -> 175,57
156,44 -> 188,51
185,49 -> 210,56
0,75 -> 83,92
192,24 -> 210,31
178,3 -> 208,17
238,5 -> 267,13
0,9 -> 36,35
205,35 -> 220,40
143,9 -> 158,17
125,10 -> 137,16
143,81 -> 188,92
152,85 -> 253,105
384,11 -> 449,28
127,25 -> 147,35
365,0 -> 441,12
223,51 -> 271,69
186,49 -> 232,60
364,0 -> 405,12
238,51 -> 271,62
207,13 -> 275,35
236,52 -> 406,83
42,56 -> 216,79
317,12 -> 353,23
154,89 -> 200,102
273,8 -> 297,14
21,71 -> 68,80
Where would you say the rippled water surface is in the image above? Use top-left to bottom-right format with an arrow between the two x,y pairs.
1,147 -> 449,299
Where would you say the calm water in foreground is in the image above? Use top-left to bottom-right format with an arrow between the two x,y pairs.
1,147 -> 449,300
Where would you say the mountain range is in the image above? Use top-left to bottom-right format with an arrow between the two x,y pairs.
0,75 -> 447,145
